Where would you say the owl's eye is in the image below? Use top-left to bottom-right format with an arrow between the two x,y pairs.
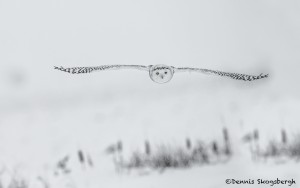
156,72 -> 159,75
164,72 -> 168,74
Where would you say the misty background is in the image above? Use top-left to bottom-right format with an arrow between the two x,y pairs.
0,0 -> 300,187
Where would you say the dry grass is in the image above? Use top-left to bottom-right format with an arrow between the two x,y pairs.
111,128 -> 232,171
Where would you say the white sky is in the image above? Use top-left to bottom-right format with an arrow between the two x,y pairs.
0,0 -> 299,109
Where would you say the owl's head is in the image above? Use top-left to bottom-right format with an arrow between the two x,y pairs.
149,64 -> 174,84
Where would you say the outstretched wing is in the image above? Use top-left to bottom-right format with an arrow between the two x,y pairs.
54,65 -> 149,74
174,67 -> 268,81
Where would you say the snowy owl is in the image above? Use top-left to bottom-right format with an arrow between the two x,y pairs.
54,64 -> 268,84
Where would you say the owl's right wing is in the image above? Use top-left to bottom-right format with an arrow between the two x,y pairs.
54,65 -> 150,74
174,67 -> 268,81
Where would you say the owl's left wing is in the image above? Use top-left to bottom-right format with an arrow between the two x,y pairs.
174,67 -> 268,81
54,65 -> 149,74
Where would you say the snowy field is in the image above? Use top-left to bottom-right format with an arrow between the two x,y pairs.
1,0 -> 300,187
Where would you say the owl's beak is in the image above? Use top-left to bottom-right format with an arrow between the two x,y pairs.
160,75 -> 164,79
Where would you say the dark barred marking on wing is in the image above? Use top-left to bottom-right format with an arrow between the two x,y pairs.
54,65 -> 149,74
175,67 -> 268,81
152,67 -> 169,71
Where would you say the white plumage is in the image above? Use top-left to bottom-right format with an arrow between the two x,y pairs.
54,64 -> 268,84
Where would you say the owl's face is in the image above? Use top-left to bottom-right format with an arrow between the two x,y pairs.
149,64 -> 174,84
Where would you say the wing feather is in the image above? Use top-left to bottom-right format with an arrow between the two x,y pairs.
54,65 -> 149,74
175,67 -> 268,81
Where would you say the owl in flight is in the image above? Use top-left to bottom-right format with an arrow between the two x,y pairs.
54,64 -> 268,84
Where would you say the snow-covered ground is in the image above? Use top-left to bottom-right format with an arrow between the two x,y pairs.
1,0 -> 300,187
